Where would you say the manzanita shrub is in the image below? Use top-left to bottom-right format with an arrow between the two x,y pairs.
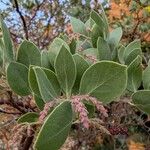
0,7 -> 149,150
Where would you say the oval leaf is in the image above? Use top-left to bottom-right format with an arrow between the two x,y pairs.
54,46 -> 76,97
17,40 -> 41,67
90,10 -> 105,29
33,67 -> 61,102
17,112 -> 39,124
91,24 -> 103,47
48,38 -> 70,66
143,65 -> 150,89
28,66 -> 41,97
124,39 -> 141,61
97,36 -> 111,60
41,50 -> 53,70
70,17 -> 87,36
34,101 -> 73,150
0,18 -> 14,63
127,56 -> 142,92
72,54 -> 89,94
79,61 -> 127,103
132,90 -> 150,114
33,94 -> 45,110
7,62 -> 30,96
108,27 -> 123,51
125,48 -> 142,65
118,45 -> 125,64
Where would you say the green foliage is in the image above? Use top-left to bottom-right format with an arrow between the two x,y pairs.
41,50 -> 53,70
3,7 -> 149,150
17,112 -> 39,124
0,18 -> 14,65
142,65 -> 150,89
33,94 -> 45,110
48,38 -> 70,66
17,40 -> 41,67
132,90 -> 150,114
79,61 -> 127,103
108,27 -> 123,51
72,54 -> 89,94
123,40 -> 142,64
70,17 -> 87,36
97,37 -> 111,60
34,101 -> 73,150
7,62 -> 31,96
54,46 -> 76,97
33,67 -> 61,102
127,56 -> 142,92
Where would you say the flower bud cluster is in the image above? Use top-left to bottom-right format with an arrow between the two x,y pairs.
71,95 -> 108,129
39,101 -> 55,122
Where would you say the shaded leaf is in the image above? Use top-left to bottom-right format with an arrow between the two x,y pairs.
143,65 -> 150,89
91,24 -> 103,47
124,40 -> 141,61
72,54 -> 89,94
34,101 -> 73,150
108,27 -> 122,51
17,112 -> 39,124
69,39 -> 76,54
33,94 -> 45,110
7,62 -> 30,96
132,90 -> 150,114
33,67 -> 60,102
28,66 -> 41,97
90,10 -> 105,30
0,18 -> 14,63
97,37 -> 111,60
70,17 -> 87,36
41,50 -> 53,70
118,45 -> 125,64
125,48 -> 142,65
127,56 -> 142,92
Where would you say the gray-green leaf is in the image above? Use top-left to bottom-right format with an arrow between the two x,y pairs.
108,27 -> 122,51
70,17 -> 87,36
7,62 -> 30,96
124,39 -> 141,61
143,65 -> 150,89
34,101 -> 73,150
97,37 -> 111,60
132,90 -> 150,114
17,40 -> 41,67
54,46 -> 76,97
0,18 -> 14,63
41,50 -> 53,70
79,61 -> 127,103
72,54 -> 89,94
17,112 -> 39,124
127,56 -> 142,92
48,38 -> 70,66
33,67 -> 61,102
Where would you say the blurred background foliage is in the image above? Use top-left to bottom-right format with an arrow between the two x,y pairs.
0,0 -> 149,50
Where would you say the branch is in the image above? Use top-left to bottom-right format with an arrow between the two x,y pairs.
0,98 -> 35,112
7,91 -> 27,113
13,0 -> 28,39
0,108 -> 21,115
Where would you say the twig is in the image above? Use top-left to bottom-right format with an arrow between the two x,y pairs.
13,0 -> 28,39
0,98 -> 35,111
0,108 -> 21,115
7,91 -> 27,113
